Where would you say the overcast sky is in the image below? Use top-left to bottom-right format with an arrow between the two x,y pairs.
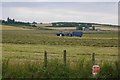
1,2 -> 118,25
1,0 -> 119,2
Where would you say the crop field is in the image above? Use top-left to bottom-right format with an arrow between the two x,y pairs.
1,25 -> 119,79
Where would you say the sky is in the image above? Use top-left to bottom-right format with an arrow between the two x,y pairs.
1,2 -> 119,25
1,0 -> 120,2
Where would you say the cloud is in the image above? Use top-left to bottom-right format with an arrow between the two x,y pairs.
2,2 -> 118,25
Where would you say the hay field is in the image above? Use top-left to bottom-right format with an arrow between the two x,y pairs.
1,25 -> 32,30
2,25 -> 119,79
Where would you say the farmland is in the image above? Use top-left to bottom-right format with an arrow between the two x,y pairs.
1,25 -> 32,30
1,25 -> 119,79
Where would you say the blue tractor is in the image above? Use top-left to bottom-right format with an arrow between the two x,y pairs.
56,32 -> 65,36
56,31 -> 83,37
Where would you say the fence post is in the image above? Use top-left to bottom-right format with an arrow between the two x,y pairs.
63,50 -> 67,65
44,51 -> 47,67
92,53 -> 95,66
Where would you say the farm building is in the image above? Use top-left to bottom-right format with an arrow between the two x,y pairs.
52,22 -> 92,27
52,22 -> 94,31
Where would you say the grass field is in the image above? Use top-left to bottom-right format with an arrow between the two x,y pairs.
1,25 -> 32,30
2,25 -> 119,79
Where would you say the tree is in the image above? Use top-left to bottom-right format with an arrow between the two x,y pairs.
32,21 -> 37,24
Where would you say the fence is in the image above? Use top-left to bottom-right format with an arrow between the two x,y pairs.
43,50 -> 95,67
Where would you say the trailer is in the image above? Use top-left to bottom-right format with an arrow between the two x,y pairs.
56,31 -> 83,37
70,32 -> 83,37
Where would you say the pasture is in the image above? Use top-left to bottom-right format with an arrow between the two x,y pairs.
2,25 -> 119,79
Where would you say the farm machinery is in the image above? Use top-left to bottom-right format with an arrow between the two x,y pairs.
56,31 -> 83,37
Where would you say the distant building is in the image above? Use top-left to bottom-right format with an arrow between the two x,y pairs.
96,28 -> 101,31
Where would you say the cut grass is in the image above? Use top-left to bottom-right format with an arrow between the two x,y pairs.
1,25 -> 32,30
2,30 -> 118,47
2,26 -> 119,79
3,43 -> 118,64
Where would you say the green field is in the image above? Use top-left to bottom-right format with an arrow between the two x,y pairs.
2,25 -> 119,79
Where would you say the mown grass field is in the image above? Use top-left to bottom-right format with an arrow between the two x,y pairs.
2,25 -> 119,79
1,25 -> 32,30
